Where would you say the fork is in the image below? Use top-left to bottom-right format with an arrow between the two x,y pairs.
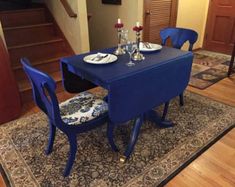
144,42 -> 152,49
91,54 -> 108,61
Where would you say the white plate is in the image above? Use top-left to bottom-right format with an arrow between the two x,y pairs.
139,42 -> 162,52
83,53 -> 117,64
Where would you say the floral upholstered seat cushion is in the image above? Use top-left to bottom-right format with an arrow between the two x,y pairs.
59,92 -> 108,125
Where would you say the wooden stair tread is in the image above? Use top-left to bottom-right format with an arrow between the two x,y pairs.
18,71 -> 62,92
13,53 -> 71,70
3,5 -> 76,104
3,22 -> 53,31
0,8 -> 45,14
7,38 -> 64,49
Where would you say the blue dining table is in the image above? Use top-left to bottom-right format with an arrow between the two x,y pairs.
60,46 -> 193,161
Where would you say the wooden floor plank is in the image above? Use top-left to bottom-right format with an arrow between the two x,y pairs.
167,129 -> 235,187
0,175 -> 6,187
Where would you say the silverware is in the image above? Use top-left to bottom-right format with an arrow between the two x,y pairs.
104,55 -> 111,63
143,42 -> 152,49
91,54 -> 108,61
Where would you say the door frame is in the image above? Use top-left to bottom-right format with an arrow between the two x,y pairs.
203,0 -> 212,50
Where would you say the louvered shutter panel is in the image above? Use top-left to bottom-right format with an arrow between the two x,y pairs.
144,0 -> 178,43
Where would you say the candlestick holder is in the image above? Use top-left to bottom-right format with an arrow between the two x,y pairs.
132,26 -> 145,61
114,24 -> 126,56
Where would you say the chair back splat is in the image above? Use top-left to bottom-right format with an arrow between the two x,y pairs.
160,27 -> 198,51
21,58 -> 61,126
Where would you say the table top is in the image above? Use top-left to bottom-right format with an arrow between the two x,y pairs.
61,47 -> 193,85
61,46 -> 194,123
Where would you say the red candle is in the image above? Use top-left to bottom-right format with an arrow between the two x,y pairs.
115,18 -> 124,28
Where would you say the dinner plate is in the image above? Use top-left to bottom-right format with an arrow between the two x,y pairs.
83,53 -> 117,64
139,42 -> 162,52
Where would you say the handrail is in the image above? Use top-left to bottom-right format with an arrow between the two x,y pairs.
60,0 -> 77,18
0,21 -> 7,49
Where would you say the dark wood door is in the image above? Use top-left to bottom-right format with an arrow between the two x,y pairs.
143,0 -> 178,43
204,0 -> 235,54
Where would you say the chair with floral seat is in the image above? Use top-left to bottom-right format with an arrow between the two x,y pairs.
160,27 -> 198,120
21,58 -> 108,177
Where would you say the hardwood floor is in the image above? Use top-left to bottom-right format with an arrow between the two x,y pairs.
188,75 -> 235,107
166,128 -> 235,187
167,75 -> 235,187
0,175 -> 6,187
1,76 -> 235,186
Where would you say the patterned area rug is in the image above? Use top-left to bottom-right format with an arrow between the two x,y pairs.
0,91 -> 235,187
190,50 -> 231,89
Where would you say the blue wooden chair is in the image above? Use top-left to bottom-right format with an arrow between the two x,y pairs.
160,27 -> 198,51
160,27 -> 198,120
21,58 -> 108,177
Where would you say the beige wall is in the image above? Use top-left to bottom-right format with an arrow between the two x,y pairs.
46,0 -> 209,52
45,0 -> 90,54
176,0 -> 209,50
87,0 -> 143,50
87,0 -> 209,51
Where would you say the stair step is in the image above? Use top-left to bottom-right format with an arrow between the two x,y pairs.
3,6 -> 76,104
0,8 -> 47,27
3,23 -> 57,46
19,71 -> 64,104
0,2 -> 44,12
13,54 -> 71,80
8,39 -> 67,66
8,38 -> 63,49
19,71 -> 62,92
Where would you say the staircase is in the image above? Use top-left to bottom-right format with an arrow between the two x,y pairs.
0,6 -> 74,104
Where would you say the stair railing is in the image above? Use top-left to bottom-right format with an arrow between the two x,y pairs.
60,0 -> 77,18
0,21 -> 7,49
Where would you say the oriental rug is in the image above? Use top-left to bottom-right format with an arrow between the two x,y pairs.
0,91 -> 235,187
189,50 -> 231,89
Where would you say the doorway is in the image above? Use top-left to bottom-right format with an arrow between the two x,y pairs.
204,0 -> 235,54
143,0 -> 178,44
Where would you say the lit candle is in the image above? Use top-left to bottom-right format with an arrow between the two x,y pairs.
136,22 -> 140,27
118,18 -> 121,24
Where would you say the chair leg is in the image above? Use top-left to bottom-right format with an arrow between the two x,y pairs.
179,93 -> 184,106
45,121 -> 56,155
228,58 -> 234,77
162,101 -> 170,121
107,121 -> 119,152
63,134 -> 77,177
228,43 -> 235,77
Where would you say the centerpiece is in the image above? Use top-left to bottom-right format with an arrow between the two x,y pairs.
132,22 -> 145,61
114,18 -> 126,55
